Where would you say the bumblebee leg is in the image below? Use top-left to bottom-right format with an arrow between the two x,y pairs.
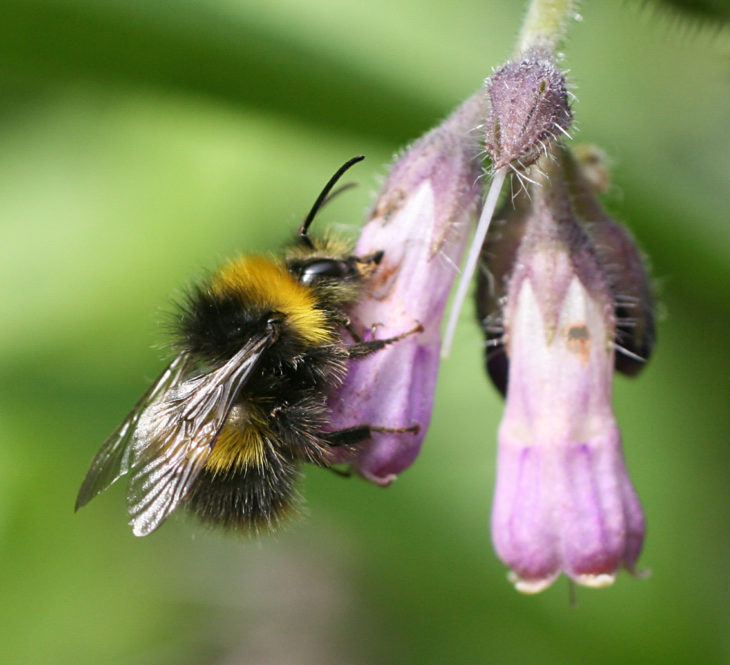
344,320 -> 364,343
325,423 -> 420,447
326,466 -> 353,478
347,322 -> 424,359
323,424 -> 419,479
346,320 -> 387,344
370,423 -> 420,436
325,425 -> 372,447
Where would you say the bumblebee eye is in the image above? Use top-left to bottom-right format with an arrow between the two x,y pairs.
298,259 -> 351,285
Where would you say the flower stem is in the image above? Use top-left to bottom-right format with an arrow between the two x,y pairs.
516,0 -> 577,55
442,167 -> 507,357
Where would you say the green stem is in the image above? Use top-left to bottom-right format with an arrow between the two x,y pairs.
516,0 -> 577,55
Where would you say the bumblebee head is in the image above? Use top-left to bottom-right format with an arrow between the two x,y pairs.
294,250 -> 384,286
285,155 -> 383,306
288,243 -> 383,281
286,244 -> 383,309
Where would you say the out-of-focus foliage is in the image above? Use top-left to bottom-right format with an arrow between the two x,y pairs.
641,0 -> 730,24
1,1 -> 728,664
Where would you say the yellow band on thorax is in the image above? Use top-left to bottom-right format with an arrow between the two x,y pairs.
213,256 -> 333,345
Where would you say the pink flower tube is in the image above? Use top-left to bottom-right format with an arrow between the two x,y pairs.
326,95 -> 484,485
483,147 -> 647,591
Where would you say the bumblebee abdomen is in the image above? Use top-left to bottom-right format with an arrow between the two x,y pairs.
185,458 -> 301,532
191,413 -> 302,530
190,402 -> 329,531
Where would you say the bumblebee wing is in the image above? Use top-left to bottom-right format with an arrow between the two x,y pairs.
75,351 -> 192,511
126,328 -> 278,536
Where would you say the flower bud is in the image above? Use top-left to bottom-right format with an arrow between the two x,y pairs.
478,146 -> 647,592
485,50 -> 572,171
571,144 -> 611,195
326,95 -> 484,485
588,218 -> 656,375
557,145 -> 656,374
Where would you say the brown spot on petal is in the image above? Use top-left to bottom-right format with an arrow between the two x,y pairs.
367,260 -> 401,300
566,324 -> 590,365
374,189 -> 407,221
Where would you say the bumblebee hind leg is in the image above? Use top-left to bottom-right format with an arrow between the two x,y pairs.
325,424 -> 420,447
321,425 -> 419,479
324,466 -> 353,478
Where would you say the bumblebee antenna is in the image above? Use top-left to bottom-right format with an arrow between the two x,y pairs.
321,181 -> 358,207
298,155 -> 365,248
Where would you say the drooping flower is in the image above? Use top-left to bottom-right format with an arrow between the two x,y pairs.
477,144 -> 652,591
326,94 -> 484,485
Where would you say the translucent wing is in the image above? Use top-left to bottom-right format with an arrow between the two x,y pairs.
126,329 -> 278,536
75,351 -> 192,511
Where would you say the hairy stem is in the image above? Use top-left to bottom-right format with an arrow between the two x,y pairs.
516,0 -> 578,54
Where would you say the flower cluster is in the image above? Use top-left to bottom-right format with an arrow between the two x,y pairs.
332,0 -> 655,593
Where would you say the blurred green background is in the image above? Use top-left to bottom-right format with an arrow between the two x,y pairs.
1,1 -> 729,664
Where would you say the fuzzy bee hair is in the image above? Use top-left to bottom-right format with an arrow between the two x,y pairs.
76,157 -> 395,536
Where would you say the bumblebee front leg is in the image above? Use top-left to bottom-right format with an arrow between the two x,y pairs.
346,322 -> 423,359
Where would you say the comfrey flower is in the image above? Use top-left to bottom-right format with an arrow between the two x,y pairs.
326,95 -> 484,485
477,144 -> 653,592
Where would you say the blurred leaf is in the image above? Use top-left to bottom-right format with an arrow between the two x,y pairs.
639,0 -> 730,23
0,0 -> 454,143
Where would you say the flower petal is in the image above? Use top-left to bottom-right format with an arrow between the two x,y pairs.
327,96 -> 484,484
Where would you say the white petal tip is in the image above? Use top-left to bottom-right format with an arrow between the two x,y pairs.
572,573 -> 616,589
358,469 -> 398,487
509,572 -> 558,594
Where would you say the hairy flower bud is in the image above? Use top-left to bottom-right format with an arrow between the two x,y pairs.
485,50 -> 572,170
478,145 -> 648,592
326,95 -> 484,485
559,148 -> 656,374
571,144 -> 611,195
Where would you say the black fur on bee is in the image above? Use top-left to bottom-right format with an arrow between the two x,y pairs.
76,156 -> 413,536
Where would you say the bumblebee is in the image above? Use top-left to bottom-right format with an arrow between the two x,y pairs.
76,156 -> 416,536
